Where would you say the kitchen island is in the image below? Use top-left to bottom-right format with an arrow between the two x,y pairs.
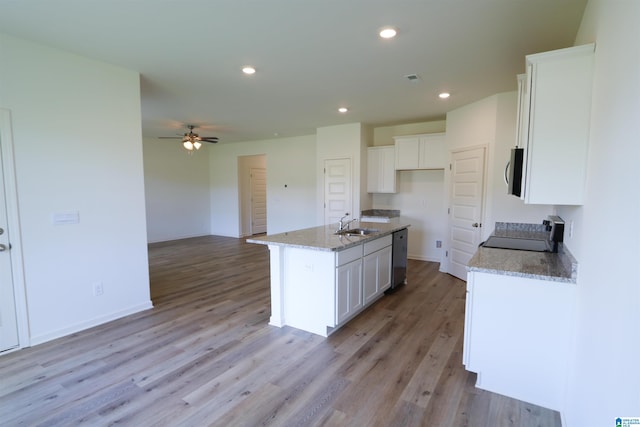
247,221 -> 410,337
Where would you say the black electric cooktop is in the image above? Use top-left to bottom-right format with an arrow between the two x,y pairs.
481,236 -> 551,252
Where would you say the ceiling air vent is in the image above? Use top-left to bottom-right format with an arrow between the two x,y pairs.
404,74 -> 421,82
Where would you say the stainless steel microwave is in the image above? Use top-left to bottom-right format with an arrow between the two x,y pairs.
507,147 -> 524,197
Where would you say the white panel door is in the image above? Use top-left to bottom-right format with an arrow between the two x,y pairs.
0,125 -> 19,353
250,167 -> 267,235
448,147 -> 486,281
324,158 -> 352,226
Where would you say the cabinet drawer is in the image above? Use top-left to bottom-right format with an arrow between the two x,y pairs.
364,234 -> 392,256
336,245 -> 363,266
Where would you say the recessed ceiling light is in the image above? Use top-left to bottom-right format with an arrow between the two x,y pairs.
338,107 -> 349,113
379,27 -> 397,39
439,92 -> 451,99
242,66 -> 256,75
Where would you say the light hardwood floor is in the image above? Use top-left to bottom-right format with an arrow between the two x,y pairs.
0,235 -> 561,426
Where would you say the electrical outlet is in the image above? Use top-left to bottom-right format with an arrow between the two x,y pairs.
436,240 -> 442,248
93,282 -> 104,296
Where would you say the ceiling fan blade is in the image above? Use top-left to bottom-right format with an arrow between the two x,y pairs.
201,137 -> 219,143
158,136 -> 182,139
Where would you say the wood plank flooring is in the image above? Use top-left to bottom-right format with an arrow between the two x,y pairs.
0,235 -> 561,426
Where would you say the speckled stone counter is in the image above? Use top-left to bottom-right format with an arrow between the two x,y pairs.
467,223 -> 578,283
360,209 -> 400,219
246,221 -> 410,252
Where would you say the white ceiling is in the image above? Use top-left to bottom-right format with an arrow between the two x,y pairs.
0,0 -> 587,143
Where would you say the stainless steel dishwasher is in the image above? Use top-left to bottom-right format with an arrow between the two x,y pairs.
389,228 -> 408,291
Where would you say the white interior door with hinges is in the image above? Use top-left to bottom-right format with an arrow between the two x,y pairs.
0,114 -> 19,353
250,167 -> 267,235
448,147 -> 486,281
323,158 -> 352,227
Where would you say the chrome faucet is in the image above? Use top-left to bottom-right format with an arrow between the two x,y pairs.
338,213 -> 357,231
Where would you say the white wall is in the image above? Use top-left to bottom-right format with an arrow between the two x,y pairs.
559,2 -> 640,425
373,120 -> 446,146
316,123 -> 368,225
0,34 -> 151,345
142,137 -> 211,243
445,93 -> 552,245
209,135 -> 316,236
373,170 -> 446,262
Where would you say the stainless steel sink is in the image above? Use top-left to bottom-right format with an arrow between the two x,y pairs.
334,228 -> 379,236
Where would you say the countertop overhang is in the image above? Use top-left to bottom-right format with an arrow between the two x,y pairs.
246,220 -> 410,251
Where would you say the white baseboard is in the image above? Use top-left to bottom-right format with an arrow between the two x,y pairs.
29,301 -> 153,347
408,254 -> 441,263
147,233 -> 211,244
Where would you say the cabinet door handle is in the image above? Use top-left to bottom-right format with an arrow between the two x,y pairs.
0,243 -> 9,252
504,161 -> 510,185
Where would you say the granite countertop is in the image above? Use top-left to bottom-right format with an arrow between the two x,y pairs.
246,221 -> 410,252
360,209 -> 400,218
467,222 -> 578,283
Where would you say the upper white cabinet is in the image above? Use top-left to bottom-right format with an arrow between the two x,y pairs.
367,146 -> 397,193
394,133 -> 446,170
518,44 -> 595,205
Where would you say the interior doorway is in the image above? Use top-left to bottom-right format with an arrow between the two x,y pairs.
238,154 -> 267,237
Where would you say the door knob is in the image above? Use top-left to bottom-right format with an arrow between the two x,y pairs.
0,227 -> 4,235
0,243 -> 8,251
472,223 -> 481,228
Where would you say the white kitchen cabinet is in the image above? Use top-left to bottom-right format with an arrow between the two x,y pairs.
362,236 -> 392,304
464,271 -> 576,411
367,146 -> 397,193
394,133 -> 446,170
335,260 -> 363,325
518,44 -> 594,205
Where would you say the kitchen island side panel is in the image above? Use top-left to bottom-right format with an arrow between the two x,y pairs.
283,247 -> 335,336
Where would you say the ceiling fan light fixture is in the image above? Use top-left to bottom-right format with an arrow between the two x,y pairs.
160,125 -> 217,151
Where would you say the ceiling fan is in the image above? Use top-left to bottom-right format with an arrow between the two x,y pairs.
159,125 -> 219,151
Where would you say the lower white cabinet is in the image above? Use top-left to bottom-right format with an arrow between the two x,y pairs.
464,271 -> 576,411
336,234 -> 392,326
363,245 -> 392,304
336,258 -> 363,325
